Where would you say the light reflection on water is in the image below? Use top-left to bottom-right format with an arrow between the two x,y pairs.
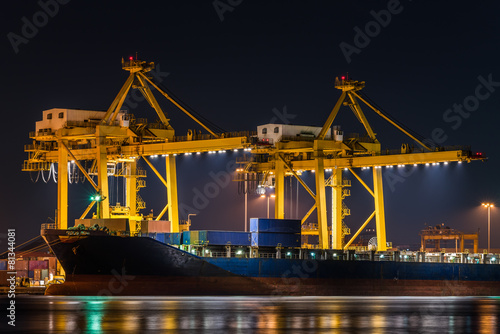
4,296 -> 499,333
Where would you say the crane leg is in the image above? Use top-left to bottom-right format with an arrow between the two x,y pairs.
274,157 -> 285,219
315,156 -> 329,249
57,140 -> 68,229
373,167 -> 387,251
166,155 -> 179,232
126,161 -> 137,231
96,128 -> 109,218
332,168 -> 343,249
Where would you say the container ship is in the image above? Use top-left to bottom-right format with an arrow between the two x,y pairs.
42,218 -> 500,296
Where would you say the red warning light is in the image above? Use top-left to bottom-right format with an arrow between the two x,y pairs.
341,76 -> 346,80
129,56 -> 133,60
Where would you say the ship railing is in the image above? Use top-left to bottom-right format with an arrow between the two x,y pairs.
209,251 -> 228,258
259,253 -> 276,259
41,223 -> 56,230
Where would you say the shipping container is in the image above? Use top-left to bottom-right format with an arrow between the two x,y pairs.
0,270 -> 8,286
164,233 -> 181,245
183,231 -> 205,245
34,269 -> 41,281
49,269 -> 56,279
182,231 -> 191,245
250,218 -> 301,234
0,260 -> 6,270
141,220 -> 171,233
182,231 -> 251,246
48,257 -> 57,270
41,269 -> 49,280
16,270 -> 29,278
15,260 -> 29,271
204,231 -> 251,246
251,233 -> 301,247
28,270 -> 34,279
29,260 -> 48,270
154,233 -> 165,243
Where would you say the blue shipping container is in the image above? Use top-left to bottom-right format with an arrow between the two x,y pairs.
182,231 -> 191,245
183,231 -> 208,245
251,233 -> 301,247
204,231 -> 251,246
155,233 -> 165,243
250,218 -> 301,234
0,260 -> 6,271
182,231 -> 251,246
28,270 -> 34,279
165,233 -> 181,245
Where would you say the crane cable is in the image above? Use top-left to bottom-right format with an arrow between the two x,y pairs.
16,239 -> 62,257
0,235 -> 42,257
152,79 -> 227,134
357,91 -> 429,145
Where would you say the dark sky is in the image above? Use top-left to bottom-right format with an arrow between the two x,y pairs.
1,1 -> 499,249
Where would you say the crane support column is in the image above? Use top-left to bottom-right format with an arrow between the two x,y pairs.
126,161 -> 137,229
57,139 -> 68,229
166,155 -> 179,232
96,127 -> 110,218
331,168 -> 344,249
314,154 -> 329,249
373,167 -> 387,251
274,156 -> 285,219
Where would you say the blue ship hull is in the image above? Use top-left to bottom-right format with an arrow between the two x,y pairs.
42,229 -> 500,296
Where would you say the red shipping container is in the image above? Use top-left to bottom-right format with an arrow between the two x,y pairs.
48,257 -> 57,270
16,270 -> 29,278
29,260 -> 48,270
15,260 -> 29,271
141,220 -> 171,233
0,270 -> 8,286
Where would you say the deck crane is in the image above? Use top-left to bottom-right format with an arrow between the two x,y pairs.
237,76 -> 485,251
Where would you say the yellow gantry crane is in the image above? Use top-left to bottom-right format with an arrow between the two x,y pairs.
23,58 -> 251,233
23,61 -> 484,251
237,77 -> 485,251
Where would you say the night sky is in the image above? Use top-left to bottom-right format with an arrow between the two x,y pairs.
2,1 -> 499,250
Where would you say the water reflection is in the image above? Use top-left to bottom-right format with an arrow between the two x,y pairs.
8,296 -> 500,333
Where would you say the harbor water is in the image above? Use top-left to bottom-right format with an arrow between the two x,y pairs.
1,296 -> 499,333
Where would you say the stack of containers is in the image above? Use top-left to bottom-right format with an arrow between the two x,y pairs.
182,231 -> 193,245
48,257 -> 57,279
0,260 -> 6,287
250,218 -> 301,247
29,260 -> 48,281
203,231 -> 250,246
182,231 -> 251,246
164,233 -> 182,245
147,232 -> 182,246
15,260 -> 29,279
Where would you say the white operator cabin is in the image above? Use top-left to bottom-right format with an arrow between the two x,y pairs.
35,108 -> 128,133
257,124 -> 343,145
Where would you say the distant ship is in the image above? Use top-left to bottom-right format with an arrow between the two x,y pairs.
42,222 -> 500,296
